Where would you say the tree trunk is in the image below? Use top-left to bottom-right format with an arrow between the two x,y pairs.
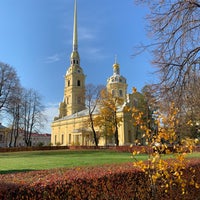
114,128 -> 119,146
89,113 -> 98,147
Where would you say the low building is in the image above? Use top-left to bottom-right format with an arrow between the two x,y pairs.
0,123 -> 9,147
9,132 -> 51,147
0,123 -> 51,147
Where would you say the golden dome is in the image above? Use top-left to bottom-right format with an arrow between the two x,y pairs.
113,62 -> 119,68
71,51 -> 79,59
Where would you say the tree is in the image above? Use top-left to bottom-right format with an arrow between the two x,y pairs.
124,87 -> 155,145
7,86 -> 23,147
175,77 -> 200,138
85,84 -> 104,146
58,101 -> 67,119
21,89 -> 45,146
135,0 -> 200,109
132,103 -> 199,199
95,89 -> 123,146
0,62 -> 20,112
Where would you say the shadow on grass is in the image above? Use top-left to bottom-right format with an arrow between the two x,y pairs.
0,169 -> 35,174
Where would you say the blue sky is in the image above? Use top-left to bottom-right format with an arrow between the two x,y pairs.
0,0 -> 155,133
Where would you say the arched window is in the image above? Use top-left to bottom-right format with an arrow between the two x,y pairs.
68,80 -> 70,86
128,131 -> 132,143
77,80 -> 81,86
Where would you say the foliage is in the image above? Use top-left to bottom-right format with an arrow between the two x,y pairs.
95,89 -> 123,146
131,102 -> 200,199
58,101 -> 67,118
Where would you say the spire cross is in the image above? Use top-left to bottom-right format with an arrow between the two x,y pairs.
114,55 -> 117,64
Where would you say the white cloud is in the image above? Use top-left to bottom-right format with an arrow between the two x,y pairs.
79,26 -> 96,41
41,102 -> 59,133
45,54 -> 61,63
81,46 -> 108,60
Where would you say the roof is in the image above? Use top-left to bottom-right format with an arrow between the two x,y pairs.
55,103 -> 126,122
0,123 -> 7,129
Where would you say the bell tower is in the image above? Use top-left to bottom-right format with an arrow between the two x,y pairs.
107,57 -> 127,103
59,0 -> 85,117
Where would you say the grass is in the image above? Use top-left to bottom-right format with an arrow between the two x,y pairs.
0,149 -> 199,174
0,149 -> 141,174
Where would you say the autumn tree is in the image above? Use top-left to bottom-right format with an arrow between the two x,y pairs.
176,77 -> 200,138
0,62 -> 20,112
85,84 -> 104,146
132,103 -> 199,199
95,89 -> 123,146
124,87 -> 155,145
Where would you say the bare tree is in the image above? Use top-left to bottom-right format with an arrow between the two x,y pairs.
85,84 -> 104,146
135,0 -> 200,98
21,89 -> 45,146
7,86 -> 23,147
0,62 -> 20,112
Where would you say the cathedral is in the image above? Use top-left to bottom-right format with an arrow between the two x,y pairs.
51,0 -> 145,146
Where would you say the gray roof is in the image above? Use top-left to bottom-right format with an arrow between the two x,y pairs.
0,123 -> 7,129
55,103 -> 126,122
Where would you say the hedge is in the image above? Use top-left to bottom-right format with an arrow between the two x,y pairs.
0,145 -> 151,153
0,159 -> 200,200
0,145 -> 199,153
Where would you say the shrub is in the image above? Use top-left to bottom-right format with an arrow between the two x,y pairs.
0,159 -> 199,200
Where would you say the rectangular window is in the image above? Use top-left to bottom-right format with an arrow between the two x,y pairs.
112,90 -> 115,96
69,134 -> 71,144
0,134 -> 3,142
77,97 -> 81,104
61,134 -> 64,144
128,131 -> 132,143
55,135 -> 57,144
119,90 -> 123,97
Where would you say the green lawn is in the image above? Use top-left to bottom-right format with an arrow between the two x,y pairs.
0,149 -> 199,174
0,150 -> 140,174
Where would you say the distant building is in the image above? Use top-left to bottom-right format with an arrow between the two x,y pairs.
0,123 -> 51,147
9,132 -> 51,147
31,133 -> 51,146
51,0 -> 146,146
0,123 -> 9,147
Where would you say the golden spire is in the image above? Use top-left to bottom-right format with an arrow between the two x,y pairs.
115,54 -> 117,64
70,0 -> 80,65
113,55 -> 119,74
73,0 -> 78,52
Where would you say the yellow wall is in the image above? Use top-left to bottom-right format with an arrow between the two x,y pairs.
51,110 -> 139,146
